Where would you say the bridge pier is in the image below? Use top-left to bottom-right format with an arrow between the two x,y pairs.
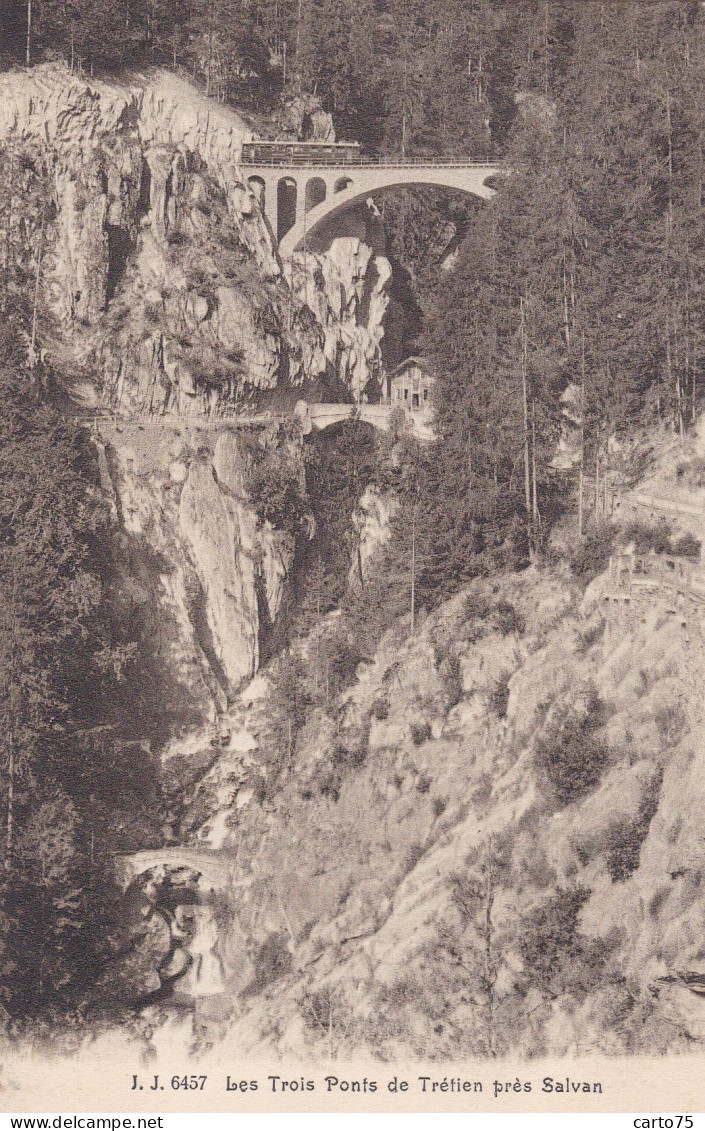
294,182 -> 307,242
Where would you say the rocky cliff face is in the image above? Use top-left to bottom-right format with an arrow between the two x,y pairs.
100,418 -> 302,708
107,423 -> 705,1061
0,62 -> 395,713
0,65 -> 390,415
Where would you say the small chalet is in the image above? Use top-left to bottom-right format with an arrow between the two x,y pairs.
387,356 -> 434,411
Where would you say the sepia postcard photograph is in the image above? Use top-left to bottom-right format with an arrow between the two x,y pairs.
0,0 -> 705,1116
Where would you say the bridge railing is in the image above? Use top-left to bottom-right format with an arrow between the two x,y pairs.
81,409 -> 291,430
241,155 -> 501,169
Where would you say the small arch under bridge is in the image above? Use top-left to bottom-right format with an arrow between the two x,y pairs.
242,154 -> 503,258
303,402 -> 433,440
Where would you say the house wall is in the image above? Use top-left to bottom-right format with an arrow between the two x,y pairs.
390,365 -> 432,408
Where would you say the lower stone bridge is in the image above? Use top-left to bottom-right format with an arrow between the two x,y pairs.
89,401 -> 434,439
304,401 -> 433,439
115,846 -> 233,891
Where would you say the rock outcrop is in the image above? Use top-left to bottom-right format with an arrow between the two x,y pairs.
287,237 -> 391,400
101,418 -> 300,706
112,851 -> 231,1004
0,64 -> 391,415
0,61 -> 395,728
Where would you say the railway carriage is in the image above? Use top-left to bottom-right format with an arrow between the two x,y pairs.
241,140 -> 362,165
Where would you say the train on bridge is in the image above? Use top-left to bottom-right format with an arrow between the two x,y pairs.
241,140 -> 362,166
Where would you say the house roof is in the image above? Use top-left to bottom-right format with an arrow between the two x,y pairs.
388,356 -> 429,378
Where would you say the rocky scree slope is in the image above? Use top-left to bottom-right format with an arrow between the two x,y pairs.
158,551 -> 705,1061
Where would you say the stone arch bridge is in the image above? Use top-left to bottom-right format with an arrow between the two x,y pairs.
241,154 -> 503,258
304,401 -> 434,440
90,400 -> 434,438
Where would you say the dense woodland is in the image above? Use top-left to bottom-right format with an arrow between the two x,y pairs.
3,1 -> 705,1023
358,2 -> 705,637
0,333 -> 166,1026
279,3 -> 705,650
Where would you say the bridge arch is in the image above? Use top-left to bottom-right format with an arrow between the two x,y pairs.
278,164 -> 501,258
305,402 -> 434,440
247,175 -> 266,209
305,176 -> 327,212
277,176 -> 298,242
335,176 -> 354,193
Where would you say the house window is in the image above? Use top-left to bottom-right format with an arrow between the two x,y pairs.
423,388 -> 428,401
412,393 -> 420,408
404,388 -> 409,400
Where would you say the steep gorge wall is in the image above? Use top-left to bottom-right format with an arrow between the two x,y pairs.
101,418 -> 302,710
0,63 -> 394,712
122,420 -> 705,1056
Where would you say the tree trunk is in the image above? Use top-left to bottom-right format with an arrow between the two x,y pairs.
562,258 -> 571,349
29,210 -> 46,371
2,152 -> 15,314
410,500 -> 417,637
578,330 -> 586,535
206,9 -> 214,97
5,742 -> 14,870
666,311 -> 683,437
295,0 -> 304,87
401,66 -> 408,158
26,0 -> 32,66
483,839 -> 497,1057
520,296 -> 532,553
698,116 -> 704,210
666,88 -> 674,235
543,5 -> 549,97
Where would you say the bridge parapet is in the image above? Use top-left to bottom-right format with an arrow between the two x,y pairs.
243,156 -> 500,169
